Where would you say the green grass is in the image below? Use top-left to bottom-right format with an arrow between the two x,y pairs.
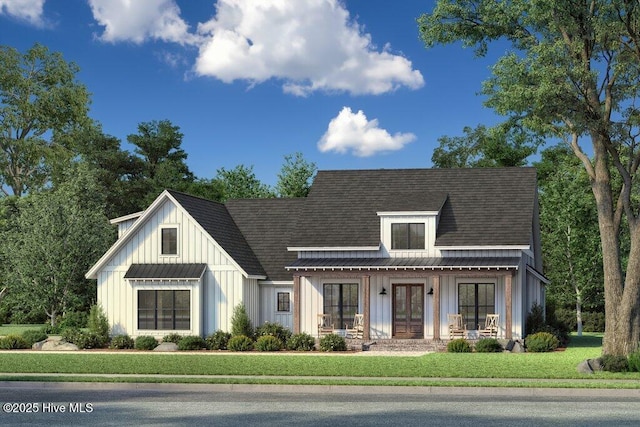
0,324 -> 46,336
0,333 -> 636,387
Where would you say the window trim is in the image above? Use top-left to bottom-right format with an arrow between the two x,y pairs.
391,222 -> 425,250
322,282 -> 359,330
276,292 -> 291,312
160,225 -> 179,256
137,289 -> 191,330
457,281 -> 496,331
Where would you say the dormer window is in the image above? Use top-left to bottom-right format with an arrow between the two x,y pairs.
161,227 -> 178,255
391,223 -> 425,250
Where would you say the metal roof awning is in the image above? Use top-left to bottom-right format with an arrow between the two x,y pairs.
124,263 -> 207,280
285,257 -> 521,272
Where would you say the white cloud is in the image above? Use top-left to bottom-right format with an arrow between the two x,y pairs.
194,0 -> 424,96
88,0 -> 198,45
318,107 -> 416,157
0,0 -> 46,26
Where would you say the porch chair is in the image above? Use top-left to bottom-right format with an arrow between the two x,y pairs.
478,314 -> 499,339
345,313 -> 364,339
317,314 -> 334,338
448,313 -> 467,339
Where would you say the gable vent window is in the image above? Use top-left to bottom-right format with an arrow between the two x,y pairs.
161,228 -> 178,255
391,223 -> 425,250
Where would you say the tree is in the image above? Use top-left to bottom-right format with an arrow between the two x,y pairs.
216,165 -> 275,201
276,152 -> 317,198
0,43 -> 91,196
3,164 -> 114,326
536,146 -> 604,335
432,122 -> 541,168
127,119 -> 194,205
419,1 -> 640,355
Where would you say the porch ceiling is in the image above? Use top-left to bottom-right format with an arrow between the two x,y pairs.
285,257 -> 520,272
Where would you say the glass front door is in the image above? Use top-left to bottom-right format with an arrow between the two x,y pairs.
393,284 -> 424,338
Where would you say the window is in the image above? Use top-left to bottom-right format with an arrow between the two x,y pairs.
161,228 -> 178,255
323,283 -> 358,329
138,290 -> 190,330
458,283 -> 495,330
277,292 -> 290,312
391,223 -> 425,250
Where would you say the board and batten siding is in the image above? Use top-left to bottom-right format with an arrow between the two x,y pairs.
259,284 -> 294,330
97,198 -> 252,338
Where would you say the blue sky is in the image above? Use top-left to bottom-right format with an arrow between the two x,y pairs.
0,0 -> 504,186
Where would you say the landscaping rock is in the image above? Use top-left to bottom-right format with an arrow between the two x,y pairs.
153,342 -> 178,352
38,337 -> 79,351
577,359 -> 594,374
506,340 -> 525,353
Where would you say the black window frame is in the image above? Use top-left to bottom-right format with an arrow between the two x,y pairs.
391,223 -> 425,250
138,290 -> 190,330
457,283 -> 495,330
161,227 -> 178,255
323,283 -> 359,329
277,292 -> 290,312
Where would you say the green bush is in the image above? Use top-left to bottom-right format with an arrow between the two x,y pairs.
287,333 -> 316,351
447,338 -> 471,353
319,333 -> 347,352
525,302 -> 545,337
58,311 -> 88,330
0,334 -> 29,349
162,333 -> 184,344
525,331 -> 559,352
206,330 -> 231,350
87,304 -> 110,343
628,350 -> 640,372
61,328 -> 107,349
134,335 -> 158,350
227,335 -> 254,351
255,322 -> 291,347
177,335 -> 206,351
255,335 -> 283,351
474,338 -> 503,353
231,303 -> 254,338
582,312 -> 605,333
109,334 -> 134,349
600,354 -> 629,372
21,329 -> 48,347
524,303 -> 570,346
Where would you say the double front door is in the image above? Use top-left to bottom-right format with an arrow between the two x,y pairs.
393,284 -> 424,339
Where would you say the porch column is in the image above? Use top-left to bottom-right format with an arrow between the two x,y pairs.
433,275 -> 440,340
293,275 -> 301,334
362,275 -> 370,340
505,272 -> 513,340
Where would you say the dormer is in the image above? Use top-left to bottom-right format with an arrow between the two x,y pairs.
378,210 -> 441,257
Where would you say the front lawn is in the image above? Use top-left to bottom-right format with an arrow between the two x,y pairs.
1,333 -> 636,386
0,324 -> 46,336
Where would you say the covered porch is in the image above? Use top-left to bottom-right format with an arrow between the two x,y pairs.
287,257 -> 522,341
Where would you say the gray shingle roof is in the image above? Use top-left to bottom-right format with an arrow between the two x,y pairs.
124,263 -> 207,280
292,168 -> 536,248
167,190 -> 266,277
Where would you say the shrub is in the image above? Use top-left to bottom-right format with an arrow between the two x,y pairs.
0,334 -> 29,349
582,312 -> 605,333
600,354 -> 629,372
474,338 -> 503,353
524,302 -> 570,346
255,335 -> 283,352
21,329 -> 48,347
58,311 -> 88,330
525,302 -> 546,337
231,303 -> 254,338
319,333 -> 347,352
447,338 -> 471,353
287,333 -> 316,351
628,350 -> 640,373
60,328 -> 106,349
135,335 -> 158,350
206,330 -> 231,350
227,335 -> 254,351
255,322 -> 291,347
162,333 -> 184,344
525,332 -> 559,352
109,334 -> 134,349
87,304 -> 110,343
177,335 -> 206,351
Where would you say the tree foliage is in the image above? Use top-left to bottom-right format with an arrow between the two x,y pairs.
216,164 -> 275,201
2,164 -> 114,325
0,43 -> 91,196
276,152 -> 317,197
419,0 -> 640,355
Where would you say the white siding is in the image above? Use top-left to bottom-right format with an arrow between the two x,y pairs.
259,284 -> 294,330
379,214 -> 439,257
96,198 -> 248,337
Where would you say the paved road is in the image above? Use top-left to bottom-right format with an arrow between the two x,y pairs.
1,382 -> 639,426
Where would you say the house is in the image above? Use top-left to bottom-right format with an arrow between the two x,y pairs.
86,167 -> 547,341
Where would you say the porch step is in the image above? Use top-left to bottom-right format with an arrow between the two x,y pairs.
345,339 -> 447,353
